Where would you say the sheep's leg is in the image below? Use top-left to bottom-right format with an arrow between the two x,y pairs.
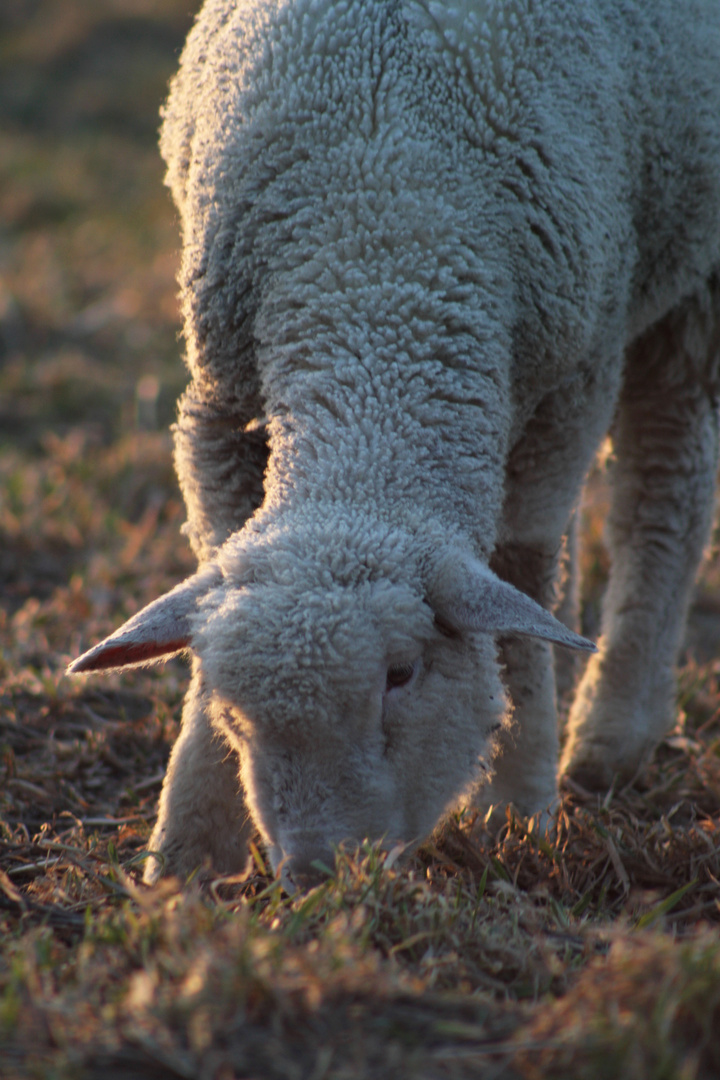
144,664 -> 253,884
174,382 -> 268,561
562,283 -> 720,789
553,507 -> 582,716
487,554 -> 566,820
483,362 -> 621,820
150,378 -> 266,878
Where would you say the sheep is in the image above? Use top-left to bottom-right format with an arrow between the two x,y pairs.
69,0 -> 720,888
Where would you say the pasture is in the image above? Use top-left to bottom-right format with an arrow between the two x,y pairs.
1,3 -> 719,1076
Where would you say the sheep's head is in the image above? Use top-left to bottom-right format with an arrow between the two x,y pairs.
69,521 -> 593,888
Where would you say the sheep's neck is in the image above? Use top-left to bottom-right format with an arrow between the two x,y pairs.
256,323 -> 511,560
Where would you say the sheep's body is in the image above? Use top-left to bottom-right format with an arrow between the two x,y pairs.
70,0 -> 720,885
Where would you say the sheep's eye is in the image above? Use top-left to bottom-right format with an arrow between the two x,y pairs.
386,662 -> 415,691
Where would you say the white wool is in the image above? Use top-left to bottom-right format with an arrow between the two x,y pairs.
70,0 -> 720,886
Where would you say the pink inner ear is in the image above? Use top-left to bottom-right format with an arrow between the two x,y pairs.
71,637 -> 190,673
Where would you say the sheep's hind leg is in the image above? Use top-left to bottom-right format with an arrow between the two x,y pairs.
144,663 -> 253,884
561,282 -> 720,791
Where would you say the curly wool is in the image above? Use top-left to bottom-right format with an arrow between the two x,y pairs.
70,0 -> 720,885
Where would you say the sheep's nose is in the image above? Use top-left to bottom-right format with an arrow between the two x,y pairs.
278,839 -> 335,892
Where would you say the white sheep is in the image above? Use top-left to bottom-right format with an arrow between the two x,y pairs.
69,0 -> 720,887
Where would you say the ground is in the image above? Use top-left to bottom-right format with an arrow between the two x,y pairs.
1,3 -> 720,1077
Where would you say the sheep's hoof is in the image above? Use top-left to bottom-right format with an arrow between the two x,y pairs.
560,748 -> 645,796
560,760 -> 617,797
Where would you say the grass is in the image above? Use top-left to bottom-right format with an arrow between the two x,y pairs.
1,2 -> 720,1077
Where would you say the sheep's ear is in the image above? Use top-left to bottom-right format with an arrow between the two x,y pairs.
428,552 -> 596,653
67,566 -> 222,674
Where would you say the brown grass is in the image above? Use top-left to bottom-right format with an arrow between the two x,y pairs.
1,2 -> 720,1077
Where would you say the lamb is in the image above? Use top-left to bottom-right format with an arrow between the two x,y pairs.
69,0 -> 720,888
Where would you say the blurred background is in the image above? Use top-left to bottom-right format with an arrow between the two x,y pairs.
0,0 -> 202,632
1,0 -> 201,443
0,0 -> 207,837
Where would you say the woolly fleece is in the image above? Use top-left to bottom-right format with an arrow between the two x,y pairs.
70,0 -> 720,886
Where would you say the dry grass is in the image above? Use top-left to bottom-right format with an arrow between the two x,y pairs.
1,2 -> 720,1077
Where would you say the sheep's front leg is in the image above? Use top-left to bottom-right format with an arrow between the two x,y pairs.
482,544 -> 564,820
490,636 -> 560,820
483,362 -> 621,820
554,509 -> 582,714
562,287 -> 720,789
144,663 -> 253,884
174,382 -> 268,561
